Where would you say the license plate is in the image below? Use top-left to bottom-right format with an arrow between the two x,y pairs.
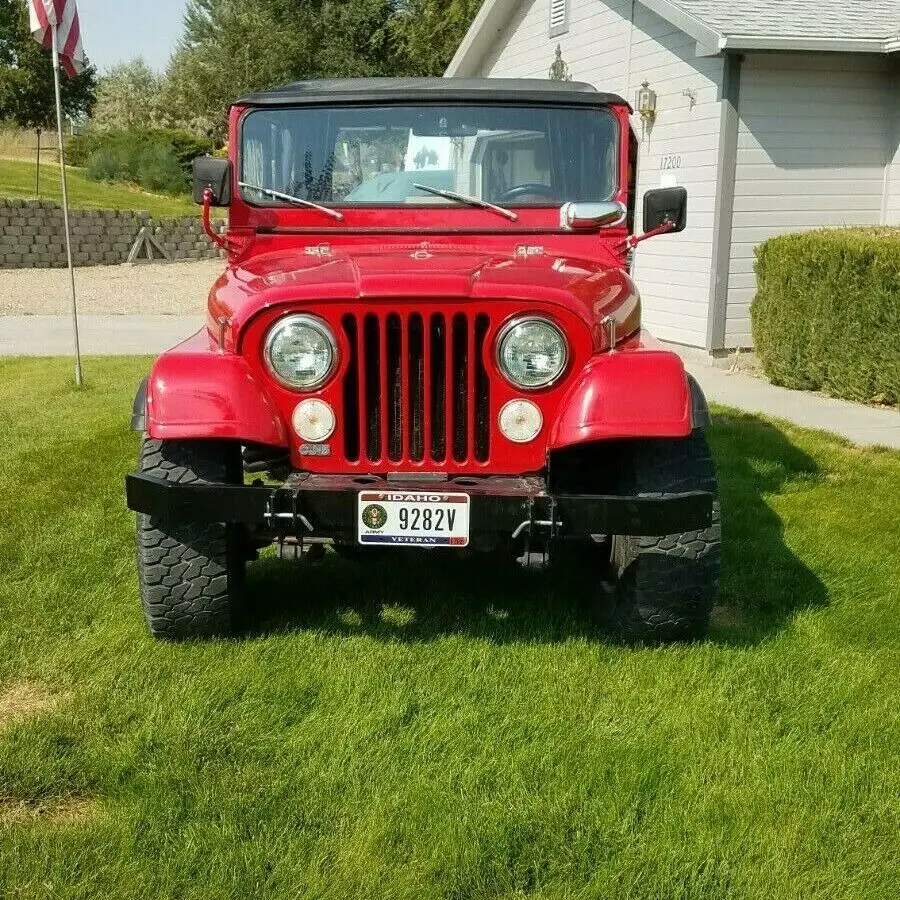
358,491 -> 470,547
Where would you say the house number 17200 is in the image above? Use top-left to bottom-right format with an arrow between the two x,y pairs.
660,154 -> 683,170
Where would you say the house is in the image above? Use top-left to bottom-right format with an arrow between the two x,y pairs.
447,1 -> 900,354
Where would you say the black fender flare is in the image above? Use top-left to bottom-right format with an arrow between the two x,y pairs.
688,373 -> 711,430
131,376 -> 149,432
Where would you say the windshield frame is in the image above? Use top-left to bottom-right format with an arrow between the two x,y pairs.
236,102 -> 622,213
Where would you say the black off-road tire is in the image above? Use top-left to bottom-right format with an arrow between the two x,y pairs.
136,437 -> 246,640
610,432 -> 721,643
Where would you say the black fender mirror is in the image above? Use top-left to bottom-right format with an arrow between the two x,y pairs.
643,186 -> 687,232
193,157 -> 232,207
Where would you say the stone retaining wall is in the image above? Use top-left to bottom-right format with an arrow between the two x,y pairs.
0,198 -> 226,268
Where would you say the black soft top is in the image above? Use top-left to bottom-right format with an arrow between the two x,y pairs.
236,77 -> 628,109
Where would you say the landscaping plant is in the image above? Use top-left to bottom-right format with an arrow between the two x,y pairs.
752,228 -> 900,407
70,128 -> 216,195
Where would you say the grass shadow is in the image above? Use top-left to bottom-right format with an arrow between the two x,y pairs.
708,411 -> 830,644
240,412 -> 829,646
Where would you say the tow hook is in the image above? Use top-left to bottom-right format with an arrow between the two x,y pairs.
512,498 -> 560,571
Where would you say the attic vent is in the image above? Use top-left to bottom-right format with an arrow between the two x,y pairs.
549,0 -> 569,37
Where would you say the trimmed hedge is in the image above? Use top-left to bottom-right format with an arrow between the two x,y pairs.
752,229 -> 900,407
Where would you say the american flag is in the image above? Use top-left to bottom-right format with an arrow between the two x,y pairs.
28,0 -> 87,78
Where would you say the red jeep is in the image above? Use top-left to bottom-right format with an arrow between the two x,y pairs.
126,78 -> 720,642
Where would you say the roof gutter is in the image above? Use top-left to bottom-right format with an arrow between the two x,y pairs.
717,34 -> 895,55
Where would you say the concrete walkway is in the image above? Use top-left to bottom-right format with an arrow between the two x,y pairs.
684,363 -> 900,449
0,315 -> 203,357
1,314 -> 897,449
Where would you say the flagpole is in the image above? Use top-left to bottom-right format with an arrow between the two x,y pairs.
51,22 -> 83,387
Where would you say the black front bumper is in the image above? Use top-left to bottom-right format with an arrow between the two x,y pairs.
126,472 -> 713,546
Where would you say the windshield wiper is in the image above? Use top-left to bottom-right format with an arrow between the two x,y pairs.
238,182 -> 344,221
412,183 -> 518,222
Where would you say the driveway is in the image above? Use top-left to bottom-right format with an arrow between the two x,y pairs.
0,315 -> 204,356
1,259 -> 213,355
0,259 -> 222,316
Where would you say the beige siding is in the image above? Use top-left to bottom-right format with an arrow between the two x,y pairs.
482,0 -> 724,348
726,54 -> 896,348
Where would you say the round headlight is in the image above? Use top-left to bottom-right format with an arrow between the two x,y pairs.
264,314 -> 338,390
497,317 -> 568,389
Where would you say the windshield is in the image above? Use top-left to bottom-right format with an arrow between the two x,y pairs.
240,104 -> 619,208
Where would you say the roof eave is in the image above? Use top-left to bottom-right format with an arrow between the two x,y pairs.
638,0 -> 723,50
721,34 -> 895,54
445,0 -> 519,76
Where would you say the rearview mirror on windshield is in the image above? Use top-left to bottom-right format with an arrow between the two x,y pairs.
193,157 -> 232,207
410,111 -> 479,137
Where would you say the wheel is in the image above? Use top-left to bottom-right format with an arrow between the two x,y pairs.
610,432 -> 721,643
136,437 -> 246,640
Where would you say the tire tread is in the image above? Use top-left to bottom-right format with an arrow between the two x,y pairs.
613,432 -> 722,643
136,438 -> 241,640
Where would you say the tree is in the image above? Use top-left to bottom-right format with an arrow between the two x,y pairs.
164,0 -> 319,137
0,0 -> 96,127
161,0 -> 481,139
91,58 -> 165,131
392,1 -> 481,76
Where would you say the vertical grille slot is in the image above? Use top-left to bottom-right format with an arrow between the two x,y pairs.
452,313 -> 468,463
342,307 -> 493,468
341,314 -> 360,462
430,313 -> 447,462
386,313 -> 403,462
408,314 -> 425,462
475,314 -> 491,462
363,314 -> 381,461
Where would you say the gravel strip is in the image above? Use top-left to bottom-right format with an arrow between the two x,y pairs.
0,260 -> 224,316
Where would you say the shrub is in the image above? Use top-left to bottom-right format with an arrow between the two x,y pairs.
135,144 -> 187,195
66,131 -> 101,167
84,145 -> 123,183
70,127 -> 216,194
752,229 -> 900,407
155,128 -> 215,172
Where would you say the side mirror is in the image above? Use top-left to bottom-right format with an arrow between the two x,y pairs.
643,186 -> 687,232
192,156 -> 232,207
560,201 -> 627,231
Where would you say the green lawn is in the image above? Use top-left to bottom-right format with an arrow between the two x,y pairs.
0,357 -> 897,899
0,158 -> 196,218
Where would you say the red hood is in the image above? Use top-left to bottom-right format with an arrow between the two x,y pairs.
209,246 -> 641,349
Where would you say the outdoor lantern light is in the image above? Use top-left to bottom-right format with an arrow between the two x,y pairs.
636,80 -> 657,139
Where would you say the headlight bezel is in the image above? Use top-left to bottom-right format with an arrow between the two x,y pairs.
495,315 -> 570,391
263,313 -> 339,391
